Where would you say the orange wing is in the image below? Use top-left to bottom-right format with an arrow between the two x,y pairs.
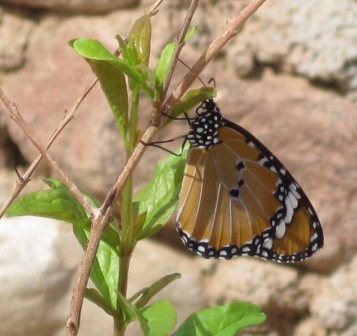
176,124 -> 323,262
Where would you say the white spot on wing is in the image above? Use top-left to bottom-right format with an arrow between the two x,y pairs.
287,190 -> 299,209
289,183 -> 301,200
263,238 -> 273,249
198,245 -> 206,253
310,232 -> 318,242
275,222 -> 286,238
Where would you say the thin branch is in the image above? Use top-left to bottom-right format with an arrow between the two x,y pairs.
0,88 -> 97,218
66,124 -> 156,336
154,0 -> 199,125
148,0 -> 163,16
164,0 -> 268,111
0,78 -> 98,218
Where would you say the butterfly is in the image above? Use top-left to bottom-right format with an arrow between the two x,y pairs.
176,98 -> 323,262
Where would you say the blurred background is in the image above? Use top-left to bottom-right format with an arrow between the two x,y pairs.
0,0 -> 356,335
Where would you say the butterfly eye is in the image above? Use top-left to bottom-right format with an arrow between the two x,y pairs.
176,98 -> 323,262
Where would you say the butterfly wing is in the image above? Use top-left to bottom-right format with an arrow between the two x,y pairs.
176,120 -> 323,262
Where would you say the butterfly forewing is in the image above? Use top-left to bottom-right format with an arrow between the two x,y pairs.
176,99 -> 323,262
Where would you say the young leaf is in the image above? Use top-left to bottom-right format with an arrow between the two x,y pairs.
116,34 -> 130,62
117,291 -> 150,334
131,273 -> 181,309
70,38 -> 116,60
128,13 -> 152,66
160,87 -> 217,128
85,288 -> 117,318
155,25 -> 197,91
72,38 -> 154,99
173,302 -> 266,336
141,300 -> 176,336
155,41 -> 175,90
70,38 -> 128,141
134,146 -> 188,240
90,60 -> 129,143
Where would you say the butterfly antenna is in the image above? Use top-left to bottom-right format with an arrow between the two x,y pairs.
178,58 -> 206,87
208,77 -> 216,88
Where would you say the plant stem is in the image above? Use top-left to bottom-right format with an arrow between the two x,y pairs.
115,253 -> 132,336
114,86 -> 140,335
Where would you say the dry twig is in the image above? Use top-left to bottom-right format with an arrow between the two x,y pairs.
0,78 -> 98,218
0,87 -> 97,217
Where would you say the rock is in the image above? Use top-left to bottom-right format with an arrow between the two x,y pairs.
0,215 -> 207,336
202,257 -> 312,335
294,317 -> 326,336
225,0 -> 357,93
0,0 -> 140,14
0,216 -> 81,336
0,9 -> 34,70
311,255 -> 357,335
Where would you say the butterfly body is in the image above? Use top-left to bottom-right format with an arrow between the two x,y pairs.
176,99 -> 323,262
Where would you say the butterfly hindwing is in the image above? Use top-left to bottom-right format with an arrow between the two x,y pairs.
176,99 -> 323,262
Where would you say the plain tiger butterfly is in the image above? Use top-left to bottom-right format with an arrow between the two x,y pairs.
176,98 -> 323,262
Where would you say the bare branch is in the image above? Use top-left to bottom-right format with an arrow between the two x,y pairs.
148,0 -> 163,16
0,78 -> 98,218
0,88 -> 97,218
154,0 -> 199,125
164,0 -> 268,111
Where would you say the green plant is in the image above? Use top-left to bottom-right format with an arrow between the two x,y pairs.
4,2 -> 267,335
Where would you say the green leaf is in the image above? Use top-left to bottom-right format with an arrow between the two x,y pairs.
155,41 -> 175,90
185,25 -> 197,41
6,178 -> 87,222
85,287 -> 117,318
155,26 -> 197,91
70,38 -> 116,60
116,34 -> 130,61
6,178 -> 119,254
161,87 -> 217,128
141,300 -> 176,336
6,178 -> 120,311
173,302 -> 266,336
72,38 -> 154,99
134,146 -> 188,240
70,38 -> 128,140
72,217 -> 119,311
117,291 -> 150,334
131,273 -> 181,308
128,13 -> 152,66
89,60 -> 128,143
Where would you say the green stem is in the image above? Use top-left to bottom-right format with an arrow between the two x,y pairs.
115,86 -> 140,335
128,87 -> 139,152
114,253 -> 132,336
